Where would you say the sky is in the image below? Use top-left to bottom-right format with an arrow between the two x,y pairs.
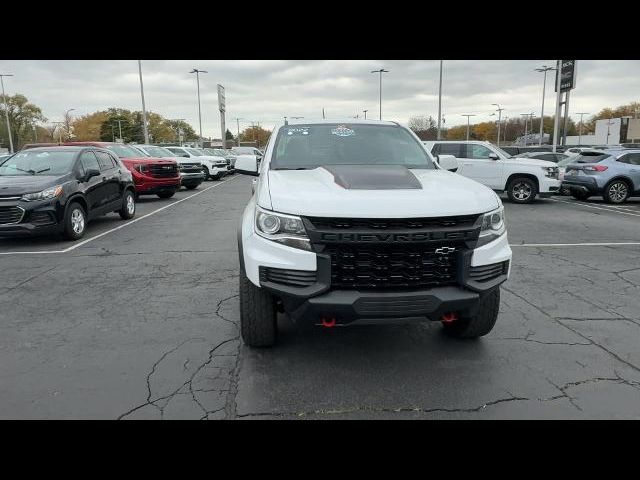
0,60 -> 638,138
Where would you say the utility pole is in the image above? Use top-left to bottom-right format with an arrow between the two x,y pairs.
562,90 -> 571,146
575,112 -> 589,146
138,60 -> 150,144
521,114 -> 530,145
363,109 -> 368,120
234,117 -> 243,146
492,104 -> 504,146
462,114 -> 476,141
552,60 -> 562,152
437,60 -> 443,140
0,73 -> 15,153
370,68 -> 389,120
51,121 -> 64,144
114,120 -> 125,142
535,65 -> 555,145
189,68 -> 207,148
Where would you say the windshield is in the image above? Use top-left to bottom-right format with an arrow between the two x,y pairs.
0,150 -> 76,176
141,146 -> 175,158
271,124 -> 434,170
105,144 -> 143,159
186,148 -> 204,156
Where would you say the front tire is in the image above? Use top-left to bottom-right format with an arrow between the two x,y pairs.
240,270 -> 277,347
63,202 -> 87,241
506,177 -> 538,204
442,288 -> 500,339
201,166 -> 210,181
119,190 -> 136,219
603,179 -> 630,204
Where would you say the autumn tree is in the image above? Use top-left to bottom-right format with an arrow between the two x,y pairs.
165,119 -> 198,143
408,115 -> 439,140
72,111 -> 108,141
0,93 -> 47,149
239,125 -> 271,148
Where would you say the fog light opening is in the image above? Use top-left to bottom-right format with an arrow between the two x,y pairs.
440,312 -> 458,324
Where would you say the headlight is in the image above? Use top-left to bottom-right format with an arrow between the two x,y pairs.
255,207 -> 311,251
542,166 -> 559,179
21,185 -> 63,202
477,206 -> 506,247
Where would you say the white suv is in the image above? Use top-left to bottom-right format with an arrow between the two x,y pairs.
235,120 -> 512,347
423,140 -> 561,203
165,146 -> 228,180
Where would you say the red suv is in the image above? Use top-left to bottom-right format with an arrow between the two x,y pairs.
64,142 -> 181,198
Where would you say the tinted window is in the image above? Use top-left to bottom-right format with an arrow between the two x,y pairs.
618,153 -> 640,165
433,143 -> 464,157
573,152 -> 612,163
95,151 -> 116,170
465,144 -> 494,159
0,150 -> 77,176
271,124 -> 434,170
80,150 -> 100,173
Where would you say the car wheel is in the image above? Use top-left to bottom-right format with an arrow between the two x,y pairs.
240,269 -> 277,347
201,166 -> 210,180
119,190 -> 136,220
442,288 -> 500,339
157,191 -> 175,199
63,202 -> 87,241
506,177 -> 538,204
559,185 -> 571,196
603,180 -> 630,204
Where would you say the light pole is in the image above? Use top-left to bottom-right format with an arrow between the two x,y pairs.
535,65 -> 555,146
575,112 -> 589,146
51,121 -> 64,144
503,116 -> 509,143
64,108 -> 75,141
170,118 -> 185,146
605,118 -> 615,145
138,60 -> 150,144
520,114 -> 530,145
363,109 -> 368,119
462,114 -> 476,141
189,68 -> 207,148
114,120 -> 125,142
370,68 -> 389,120
492,104 -> 504,146
0,73 -> 14,153
234,117 -> 244,146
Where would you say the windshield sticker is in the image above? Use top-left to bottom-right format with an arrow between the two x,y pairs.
331,125 -> 355,137
286,127 -> 309,136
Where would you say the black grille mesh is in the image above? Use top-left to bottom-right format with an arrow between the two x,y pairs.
0,206 -> 23,225
469,261 -> 509,282
260,267 -> 317,288
307,215 -> 478,230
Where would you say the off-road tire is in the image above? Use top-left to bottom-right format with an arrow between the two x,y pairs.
239,270 -> 277,347
506,177 -> 538,204
442,288 -> 500,339
201,166 -> 210,180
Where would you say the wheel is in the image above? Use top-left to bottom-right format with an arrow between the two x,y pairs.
239,270 -> 277,347
119,190 -> 136,219
442,288 -> 500,339
571,191 -> 590,201
603,179 -> 630,204
157,191 -> 175,199
63,202 -> 87,241
201,166 -> 210,180
506,177 -> 538,204
212,174 -> 222,181
559,185 -> 571,196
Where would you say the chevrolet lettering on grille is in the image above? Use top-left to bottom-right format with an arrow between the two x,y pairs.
318,231 -> 475,243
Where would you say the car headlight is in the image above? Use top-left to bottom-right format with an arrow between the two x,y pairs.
477,206 -> 506,247
255,207 -> 312,251
542,166 -> 559,179
21,185 -> 63,202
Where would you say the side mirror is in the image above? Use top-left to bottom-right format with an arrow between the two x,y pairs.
488,153 -> 500,160
235,155 -> 259,176
437,154 -> 459,172
84,168 -> 101,181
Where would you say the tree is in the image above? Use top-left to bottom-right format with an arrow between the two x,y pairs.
408,115 -> 438,140
165,119 -> 198,143
72,111 -> 108,141
0,93 -> 47,149
99,108 -> 134,143
239,125 -> 271,148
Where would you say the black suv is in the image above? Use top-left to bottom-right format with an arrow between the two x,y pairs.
0,146 -> 136,240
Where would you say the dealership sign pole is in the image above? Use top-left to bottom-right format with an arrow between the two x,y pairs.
552,60 -> 577,151
218,84 -> 226,149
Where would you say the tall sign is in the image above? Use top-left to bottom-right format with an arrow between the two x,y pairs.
553,60 -> 577,147
555,60 -> 577,92
217,84 -> 226,149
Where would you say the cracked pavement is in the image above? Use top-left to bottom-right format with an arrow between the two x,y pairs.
1,176 -> 640,419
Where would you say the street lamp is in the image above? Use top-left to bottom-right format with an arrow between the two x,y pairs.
492,104 -> 504,146
363,109 -> 368,119
170,118 -> 186,146
189,68 -> 208,148
138,60 -> 150,144
575,112 -> 589,146
461,114 -> 476,141
234,117 -> 244,146
535,65 -> 556,146
113,120 -> 125,142
0,73 -> 15,153
370,68 -> 389,120
437,60 -> 444,140
520,114 -> 530,145
503,116 -> 509,143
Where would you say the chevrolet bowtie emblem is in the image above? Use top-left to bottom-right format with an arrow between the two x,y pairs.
435,247 -> 456,254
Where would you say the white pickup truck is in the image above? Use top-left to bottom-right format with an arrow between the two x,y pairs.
423,140 -> 561,203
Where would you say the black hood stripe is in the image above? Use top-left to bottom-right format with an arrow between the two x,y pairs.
322,165 -> 422,190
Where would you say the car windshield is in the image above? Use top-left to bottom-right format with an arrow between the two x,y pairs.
0,150 -> 76,176
573,152 -> 612,163
271,123 -> 435,170
141,146 -> 175,158
186,148 -> 204,156
105,144 -> 143,158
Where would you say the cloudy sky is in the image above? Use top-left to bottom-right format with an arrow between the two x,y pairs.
0,60 -> 638,137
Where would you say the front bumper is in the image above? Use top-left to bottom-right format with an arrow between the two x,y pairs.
538,176 -> 562,194
0,200 -> 63,237
179,172 -> 205,186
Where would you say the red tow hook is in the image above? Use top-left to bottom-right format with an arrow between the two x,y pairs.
440,312 -> 458,324
321,317 -> 336,328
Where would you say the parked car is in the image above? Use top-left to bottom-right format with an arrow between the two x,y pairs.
203,148 -> 235,172
562,149 -> 640,203
0,146 -> 135,240
231,146 -> 263,158
500,145 -> 553,156
517,151 -> 570,163
130,144 -> 204,190
424,140 -> 561,203
64,142 -> 180,198
235,120 -> 512,347
0,153 -> 13,163
164,146 -> 228,180
21,143 -> 60,150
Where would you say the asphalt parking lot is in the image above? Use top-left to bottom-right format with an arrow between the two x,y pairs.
2,175 -> 640,419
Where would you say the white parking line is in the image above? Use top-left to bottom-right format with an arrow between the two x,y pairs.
511,242 -> 640,247
0,176 -> 240,256
549,198 -> 640,218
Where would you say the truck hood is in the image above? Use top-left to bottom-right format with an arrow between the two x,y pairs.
120,157 -> 176,165
263,166 -> 500,217
508,157 -> 557,167
165,156 -> 202,165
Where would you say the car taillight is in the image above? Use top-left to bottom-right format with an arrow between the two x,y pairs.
584,165 -> 608,172
134,164 -> 149,174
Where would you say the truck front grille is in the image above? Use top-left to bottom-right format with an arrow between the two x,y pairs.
307,215 -> 478,230
149,164 -> 178,178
